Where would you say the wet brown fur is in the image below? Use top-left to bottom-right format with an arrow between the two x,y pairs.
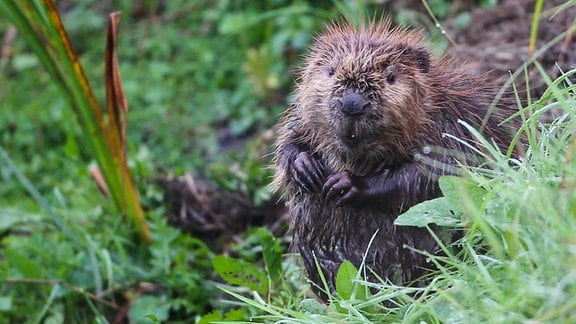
273,20 -> 520,300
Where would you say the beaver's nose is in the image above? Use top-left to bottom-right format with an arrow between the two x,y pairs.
340,92 -> 369,116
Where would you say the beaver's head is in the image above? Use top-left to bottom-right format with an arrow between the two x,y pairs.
297,21 -> 433,161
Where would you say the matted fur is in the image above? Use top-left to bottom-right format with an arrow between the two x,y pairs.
273,20 -> 519,299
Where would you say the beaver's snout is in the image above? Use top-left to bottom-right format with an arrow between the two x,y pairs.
337,91 -> 369,116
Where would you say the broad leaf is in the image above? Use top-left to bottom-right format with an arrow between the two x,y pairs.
256,228 -> 283,283
335,260 -> 368,301
212,256 -> 269,295
395,197 -> 463,228
439,175 -> 488,217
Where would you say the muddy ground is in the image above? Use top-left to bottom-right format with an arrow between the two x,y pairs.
448,0 -> 575,96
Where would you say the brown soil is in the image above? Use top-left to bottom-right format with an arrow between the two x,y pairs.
446,0 -> 576,96
159,173 -> 287,249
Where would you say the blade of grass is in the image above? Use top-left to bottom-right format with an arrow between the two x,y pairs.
105,12 -> 128,159
0,146 -> 79,244
33,284 -> 61,324
101,10 -> 150,242
529,0 -> 544,56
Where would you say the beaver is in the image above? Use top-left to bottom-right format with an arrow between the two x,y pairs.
272,20 -> 520,300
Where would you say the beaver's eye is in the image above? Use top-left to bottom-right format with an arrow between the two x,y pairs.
386,72 -> 396,84
327,67 -> 335,77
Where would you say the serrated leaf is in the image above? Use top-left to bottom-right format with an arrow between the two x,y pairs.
212,256 -> 269,295
395,197 -> 463,228
198,311 -> 223,324
223,309 -> 246,321
335,261 -> 368,301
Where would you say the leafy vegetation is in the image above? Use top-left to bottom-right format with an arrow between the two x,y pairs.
1,0 -> 575,322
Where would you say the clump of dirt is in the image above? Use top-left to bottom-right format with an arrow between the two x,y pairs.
159,172 -> 286,249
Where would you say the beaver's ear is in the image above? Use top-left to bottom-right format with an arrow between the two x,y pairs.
413,47 -> 430,73
395,45 -> 430,73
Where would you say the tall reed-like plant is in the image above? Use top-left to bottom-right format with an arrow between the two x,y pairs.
0,1 -> 151,243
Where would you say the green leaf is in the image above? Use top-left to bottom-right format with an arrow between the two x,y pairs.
4,249 -> 43,278
426,293 -> 459,323
0,147 -> 79,243
197,309 -> 246,324
144,314 -> 159,324
529,0 -> 544,56
0,296 -> 12,311
128,295 -> 169,323
256,228 -> 283,283
299,298 -> 326,314
394,197 -> 463,228
396,176 -> 488,228
335,260 -> 368,301
0,208 -> 41,231
212,255 -> 269,294
439,175 -> 488,216
223,309 -> 246,321
198,311 -> 223,324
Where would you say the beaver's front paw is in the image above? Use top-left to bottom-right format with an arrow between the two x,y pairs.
322,170 -> 362,206
292,152 -> 326,192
